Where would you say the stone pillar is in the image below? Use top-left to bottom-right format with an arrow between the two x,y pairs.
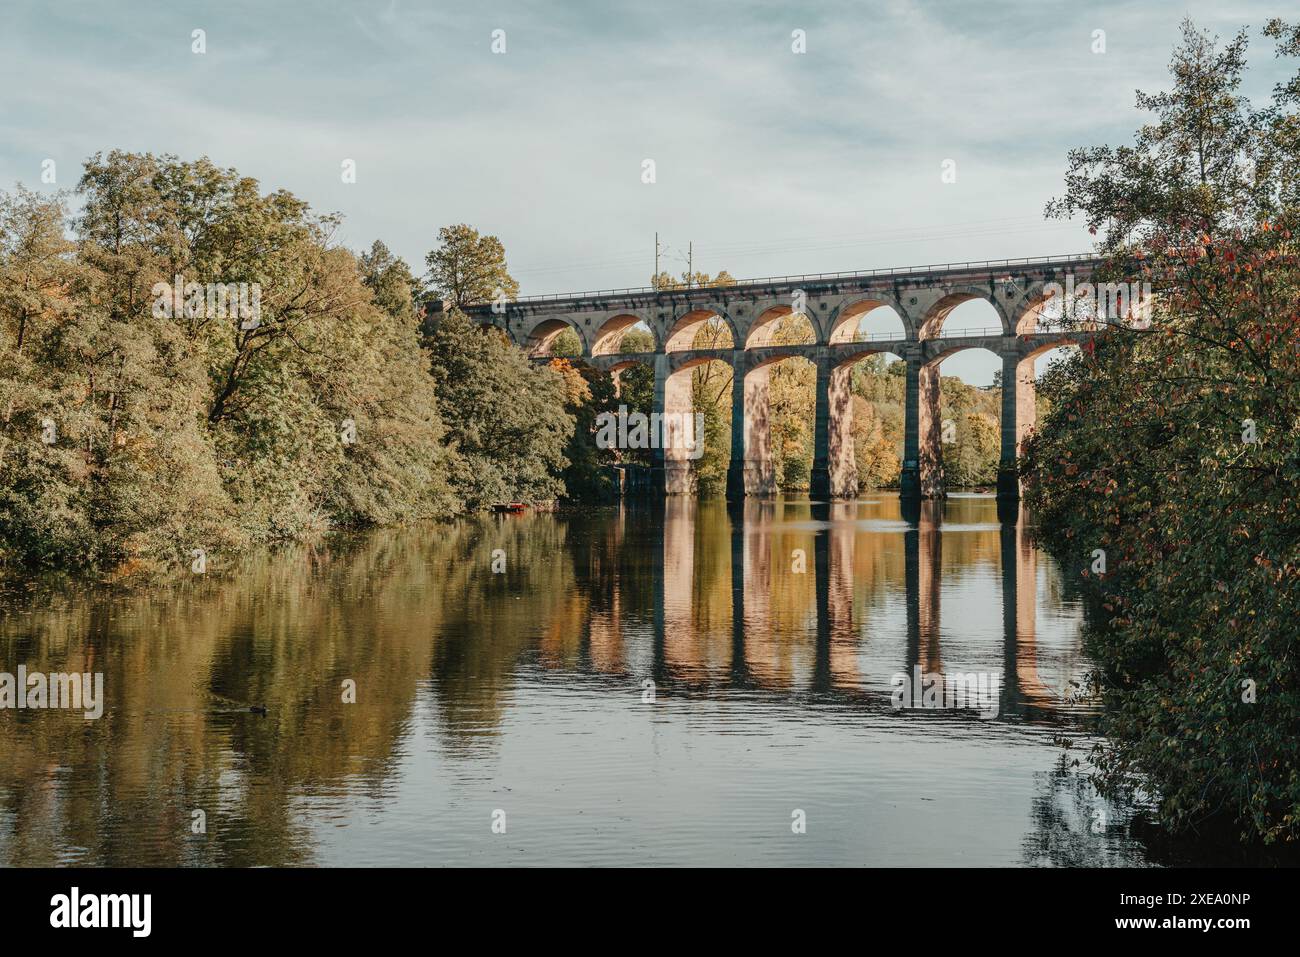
996,351 -> 1019,501
649,353 -> 670,496
900,353 -> 944,500
809,352 -> 833,500
996,349 -> 1036,502
725,350 -> 746,501
738,365 -> 776,496
649,354 -> 694,496
828,363 -> 857,498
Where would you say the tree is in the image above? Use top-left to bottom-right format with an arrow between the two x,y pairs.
360,240 -> 420,323
0,152 -> 463,575
1026,19 -> 1300,843
941,410 -> 999,486
550,357 -> 620,500
651,268 -> 736,290
850,396 -> 898,488
424,308 -> 572,507
424,224 -> 518,308
0,169 -> 243,572
550,327 -> 583,356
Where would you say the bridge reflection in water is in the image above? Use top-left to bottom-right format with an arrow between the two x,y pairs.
580,494 -> 1088,724
0,492 -> 1115,867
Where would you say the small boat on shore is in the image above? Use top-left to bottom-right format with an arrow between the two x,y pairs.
492,502 -> 527,514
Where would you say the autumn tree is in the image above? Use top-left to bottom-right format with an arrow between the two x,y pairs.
0,153 -> 463,574
424,224 -> 519,308
1025,19 -> 1300,842
424,308 -> 572,506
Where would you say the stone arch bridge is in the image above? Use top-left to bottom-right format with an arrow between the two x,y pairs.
449,254 -> 1112,502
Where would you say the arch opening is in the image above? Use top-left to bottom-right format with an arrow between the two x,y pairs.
1012,341 -> 1082,461
926,346 -> 1003,491
829,302 -> 906,345
741,353 -> 816,496
747,308 -> 815,348
529,318 -> 585,357
823,351 -> 907,498
665,310 -> 735,353
1015,288 -> 1061,335
593,314 -> 654,355
659,355 -> 733,496
617,322 -> 657,354
928,298 -> 1005,340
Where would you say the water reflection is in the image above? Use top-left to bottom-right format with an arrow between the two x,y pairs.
0,495 -> 1160,867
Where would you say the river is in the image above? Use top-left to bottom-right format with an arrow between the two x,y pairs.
0,493 -> 1198,866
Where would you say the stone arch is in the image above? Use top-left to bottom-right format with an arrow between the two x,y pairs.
604,357 -> 646,375
828,296 -> 912,344
742,299 -> 789,342
1008,280 -> 1063,335
592,312 -> 656,355
746,305 -> 816,349
745,303 -> 791,347
664,306 -> 737,352
525,316 -> 589,357
921,338 -> 1006,369
917,286 -> 1012,339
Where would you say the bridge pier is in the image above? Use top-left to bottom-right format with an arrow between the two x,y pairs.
649,353 -> 695,496
995,350 -> 1036,503
809,354 -> 834,500
725,349 -> 746,501
900,351 -> 945,502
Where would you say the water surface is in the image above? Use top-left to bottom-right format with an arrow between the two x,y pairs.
0,495 -> 1162,866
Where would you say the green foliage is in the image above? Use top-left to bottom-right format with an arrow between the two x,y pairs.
0,155 -> 540,576
941,410 -> 999,486
424,309 -> 573,508
1026,19 -> 1300,843
849,356 -> 906,487
689,318 -> 734,496
939,378 -> 1002,487
424,224 -> 519,308
550,357 -> 620,501
846,354 -> 999,490
360,240 -> 421,323
550,327 -> 583,357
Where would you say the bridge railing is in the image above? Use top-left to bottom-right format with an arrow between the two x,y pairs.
499,253 -> 1100,306
936,325 -> 1005,339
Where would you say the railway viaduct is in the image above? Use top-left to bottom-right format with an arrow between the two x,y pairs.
451,254 -> 1120,502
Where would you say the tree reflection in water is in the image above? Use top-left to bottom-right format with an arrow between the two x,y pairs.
0,495 -> 1223,866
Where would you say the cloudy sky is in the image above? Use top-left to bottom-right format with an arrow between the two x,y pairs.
0,0 -> 1291,381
